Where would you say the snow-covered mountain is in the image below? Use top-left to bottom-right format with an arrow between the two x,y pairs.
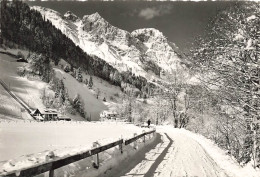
32,6 -> 185,80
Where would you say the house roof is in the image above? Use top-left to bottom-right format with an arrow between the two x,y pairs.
42,109 -> 58,114
30,109 -> 41,115
101,110 -> 118,115
43,112 -> 58,115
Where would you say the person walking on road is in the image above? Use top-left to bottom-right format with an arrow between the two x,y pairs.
147,119 -> 151,128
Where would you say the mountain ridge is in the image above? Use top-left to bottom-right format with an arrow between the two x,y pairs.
32,6 -> 187,81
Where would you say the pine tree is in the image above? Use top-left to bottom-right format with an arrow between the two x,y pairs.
73,94 -> 80,109
61,92 -> 75,115
76,67 -> 82,82
85,78 -> 88,85
59,80 -> 66,103
72,94 -> 85,118
88,76 -> 93,89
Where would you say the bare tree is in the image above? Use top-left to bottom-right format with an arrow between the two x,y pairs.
191,2 -> 260,166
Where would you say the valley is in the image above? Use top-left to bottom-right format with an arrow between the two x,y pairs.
0,1 -> 259,176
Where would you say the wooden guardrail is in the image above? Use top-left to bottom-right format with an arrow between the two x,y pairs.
1,129 -> 156,177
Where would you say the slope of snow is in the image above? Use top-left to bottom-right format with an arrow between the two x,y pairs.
0,52 -> 46,118
0,84 -> 28,120
54,68 -> 108,121
131,28 -> 183,72
0,47 -> 122,122
0,120 -> 154,175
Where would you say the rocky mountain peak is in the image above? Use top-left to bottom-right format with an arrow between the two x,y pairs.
81,12 -> 109,33
89,12 -> 103,20
82,12 -> 105,24
132,28 -> 166,43
64,11 -> 79,22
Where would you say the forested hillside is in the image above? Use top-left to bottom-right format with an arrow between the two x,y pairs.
0,0 -> 151,96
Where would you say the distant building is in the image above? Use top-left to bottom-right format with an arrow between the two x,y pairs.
30,109 -> 44,121
30,108 -> 41,116
100,111 -> 118,120
42,109 -> 58,121
31,108 -> 58,121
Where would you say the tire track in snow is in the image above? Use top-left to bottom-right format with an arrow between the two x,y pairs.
154,130 -> 229,177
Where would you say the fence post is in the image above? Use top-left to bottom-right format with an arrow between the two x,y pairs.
49,169 -> 54,177
134,133 -> 137,149
96,153 -> 99,168
119,143 -> 123,154
92,142 -> 100,169
143,130 -> 145,143
119,136 -> 123,153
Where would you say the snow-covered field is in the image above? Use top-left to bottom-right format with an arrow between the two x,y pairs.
0,120 -> 153,175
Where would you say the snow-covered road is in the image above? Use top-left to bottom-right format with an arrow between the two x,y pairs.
101,128 -> 232,177
152,132 -> 228,177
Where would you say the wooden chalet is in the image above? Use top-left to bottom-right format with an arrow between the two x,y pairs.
31,108 -> 58,121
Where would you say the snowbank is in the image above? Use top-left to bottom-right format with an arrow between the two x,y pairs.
67,129 -> 156,177
0,120 -> 155,176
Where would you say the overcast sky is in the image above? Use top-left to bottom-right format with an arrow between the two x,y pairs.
27,1 -> 234,51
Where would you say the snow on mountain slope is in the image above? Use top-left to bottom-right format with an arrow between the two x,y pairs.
31,6 -> 186,81
54,68 -> 107,121
0,47 -> 122,121
131,28 -> 182,72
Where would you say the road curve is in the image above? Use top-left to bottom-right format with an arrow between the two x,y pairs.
102,128 -> 229,177
152,130 -> 228,177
